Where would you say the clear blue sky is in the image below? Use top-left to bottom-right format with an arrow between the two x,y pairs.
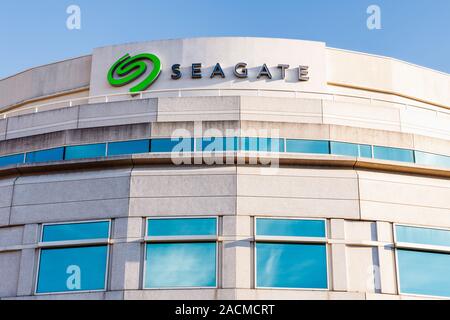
1,0 -> 450,79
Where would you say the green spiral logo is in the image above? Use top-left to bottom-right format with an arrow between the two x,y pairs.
107,53 -> 162,93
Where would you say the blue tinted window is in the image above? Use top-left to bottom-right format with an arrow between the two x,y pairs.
42,221 -> 110,242
257,138 -> 284,152
0,153 -> 24,167
200,137 -> 238,152
145,242 -> 216,288
65,144 -> 106,160
25,148 -> 64,164
256,243 -> 327,289
330,141 -> 359,157
373,146 -> 414,163
151,138 -> 194,153
240,137 -> 258,151
37,246 -> 108,293
396,225 -> 450,247
256,219 -> 326,238
147,218 -> 217,237
286,139 -> 330,154
240,138 -> 284,152
330,142 -> 372,158
398,249 -> 450,297
107,139 -> 149,156
359,144 -> 373,158
414,151 -> 450,169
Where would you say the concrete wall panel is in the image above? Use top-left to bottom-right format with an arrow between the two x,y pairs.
157,96 -> 240,122
129,166 -> 236,217
0,251 -> 21,298
9,169 -> 131,224
240,97 -> 323,124
78,99 -> 157,129
0,56 -> 91,110
5,106 -> 79,140
323,100 -> 402,132
237,167 -> 360,219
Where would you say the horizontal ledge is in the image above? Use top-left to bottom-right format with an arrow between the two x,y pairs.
0,152 -> 449,179
145,235 -> 217,242
38,238 -> 110,248
395,242 -> 450,254
255,236 -> 326,243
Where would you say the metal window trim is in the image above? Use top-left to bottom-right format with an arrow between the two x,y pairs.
254,235 -> 327,244
38,238 -> 111,248
144,235 -> 217,243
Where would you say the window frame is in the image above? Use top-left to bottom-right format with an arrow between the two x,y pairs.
254,217 -> 329,291
394,223 -> 450,299
143,216 -> 219,290
34,219 -> 112,296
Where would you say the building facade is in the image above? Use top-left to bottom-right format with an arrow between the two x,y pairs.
0,37 -> 450,300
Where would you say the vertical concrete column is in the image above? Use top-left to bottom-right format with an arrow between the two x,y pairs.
330,219 -> 347,291
221,216 -> 252,294
376,221 -> 397,295
109,217 -> 143,293
17,224 -> 39,296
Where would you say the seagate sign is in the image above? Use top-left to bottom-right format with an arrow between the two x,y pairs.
107,53 -> 310,93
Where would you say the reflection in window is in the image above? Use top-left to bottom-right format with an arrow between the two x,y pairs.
396,225 -> 450,298
145,242 -> 216,288
107,139 -> 150,156
330,142 -> 372,158
65,143 -> 107,160
144,218 -> 217,288
199,137 -> 238,152
240,138 -> 284,152
373,146 -> 414,163
286,139 -> 330,154
255,218 -> 328,289
25,148 -> 65,164
256,243 -> 327,289
414,151 -> 450,169
36,221 -> 110,294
